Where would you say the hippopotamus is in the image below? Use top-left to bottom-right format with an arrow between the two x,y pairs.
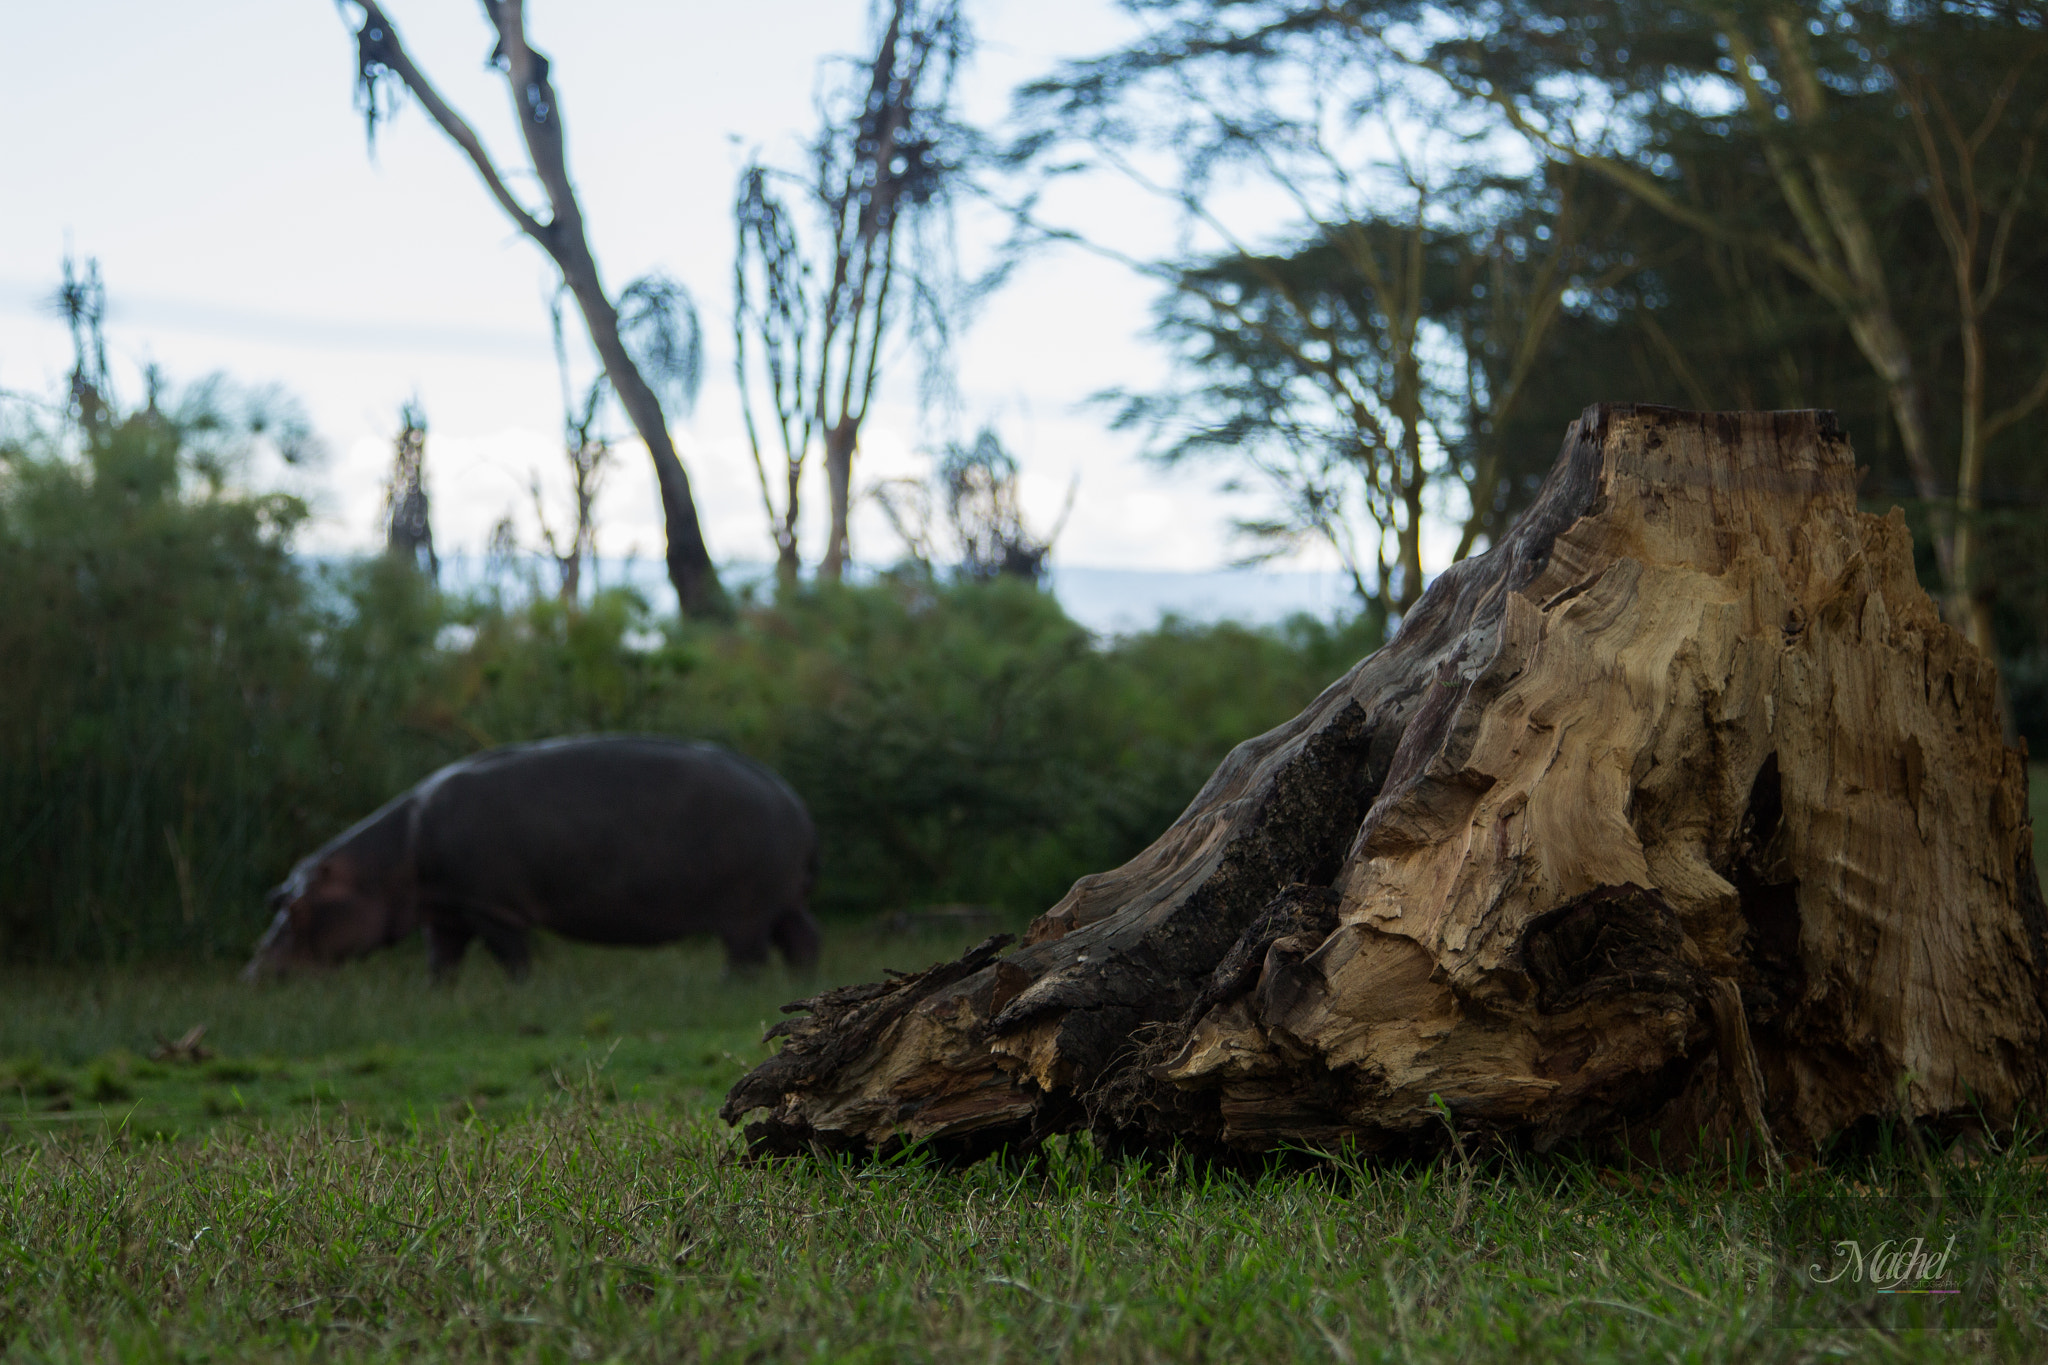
244,736 -> 821,981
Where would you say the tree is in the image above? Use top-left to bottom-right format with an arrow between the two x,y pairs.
1435,0 -> 2048,657
733,0 -> 971,583
50,254 -> 111,435
1008,1 -> 2048,658
340,1 -> 723,617
1009,2 -> 1633,618
733,167 -> 816,589
36,255 -> 323,475
1110,169 -> 1643,616
527,280 -> 700,605
938,429 -> 1063,583
533,313 -> 609,603
383,399 -> 437,578
726,405 -> 2048,1166
870,426 -> 1069,583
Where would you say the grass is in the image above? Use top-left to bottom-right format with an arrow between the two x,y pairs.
0,925 -> 1001,1143
5,923 -> 2048,1360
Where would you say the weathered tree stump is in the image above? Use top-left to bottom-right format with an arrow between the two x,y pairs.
724,405 -> 2048,1165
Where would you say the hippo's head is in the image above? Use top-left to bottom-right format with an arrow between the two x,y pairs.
241,855 -> 398,981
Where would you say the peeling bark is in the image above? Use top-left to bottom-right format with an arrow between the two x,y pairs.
725,404 -> 2048,1164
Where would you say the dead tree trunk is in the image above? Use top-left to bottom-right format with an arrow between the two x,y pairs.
346,1 -> 724,619
725,405 -> 2048,1165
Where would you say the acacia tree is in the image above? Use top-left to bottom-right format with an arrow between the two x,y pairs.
1014,0 -> 2048,646
1106,169 -> 1641,616
1435,0 -> 2048,655
340,1 -> 722,616
733,0 -> 970,582
1013,5 -> 1634,618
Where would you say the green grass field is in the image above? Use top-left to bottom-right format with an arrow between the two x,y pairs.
0,932 -> 843,1144
5,919 -> 2046,1362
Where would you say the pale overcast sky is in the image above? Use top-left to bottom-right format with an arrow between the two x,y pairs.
2,0 -> 1358,587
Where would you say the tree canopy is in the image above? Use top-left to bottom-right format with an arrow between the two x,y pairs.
1007,0 -> 2048,732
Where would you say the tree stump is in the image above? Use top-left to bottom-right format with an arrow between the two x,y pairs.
724,405 -> 2048,1165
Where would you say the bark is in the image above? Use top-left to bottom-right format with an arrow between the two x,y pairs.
819,419 -> 857,583
725,404 -> 2048,1165
562,267 -> 723,618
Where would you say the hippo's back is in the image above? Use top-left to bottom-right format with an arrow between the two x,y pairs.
408,736 -> 815,945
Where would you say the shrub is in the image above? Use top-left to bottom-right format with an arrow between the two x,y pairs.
0,413 -> 461,961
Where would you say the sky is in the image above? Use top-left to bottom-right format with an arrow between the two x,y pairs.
0,0 -> 1355,593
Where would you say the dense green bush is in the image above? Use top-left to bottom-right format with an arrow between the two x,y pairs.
0,412 -> 471,961
1,416 -> 1383,963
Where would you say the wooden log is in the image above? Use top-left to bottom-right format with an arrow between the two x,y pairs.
724,405 -> 2048,1164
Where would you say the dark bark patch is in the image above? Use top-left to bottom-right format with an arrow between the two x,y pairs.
1185,885 -> 1342,1025
1731,754 -> 1804,1026
992,700 -> 1378,1036
2014,838 -> 2048,989
721,933 -> 1015,1139
1522,884 -> 1696,1015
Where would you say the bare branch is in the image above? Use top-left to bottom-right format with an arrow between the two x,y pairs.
348,1 -> 548,242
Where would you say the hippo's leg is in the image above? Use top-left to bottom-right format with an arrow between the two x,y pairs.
425,920 -> 473,984
477,920 -> 533,981
770,906 -> 823,973
721,924 -> 773,977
